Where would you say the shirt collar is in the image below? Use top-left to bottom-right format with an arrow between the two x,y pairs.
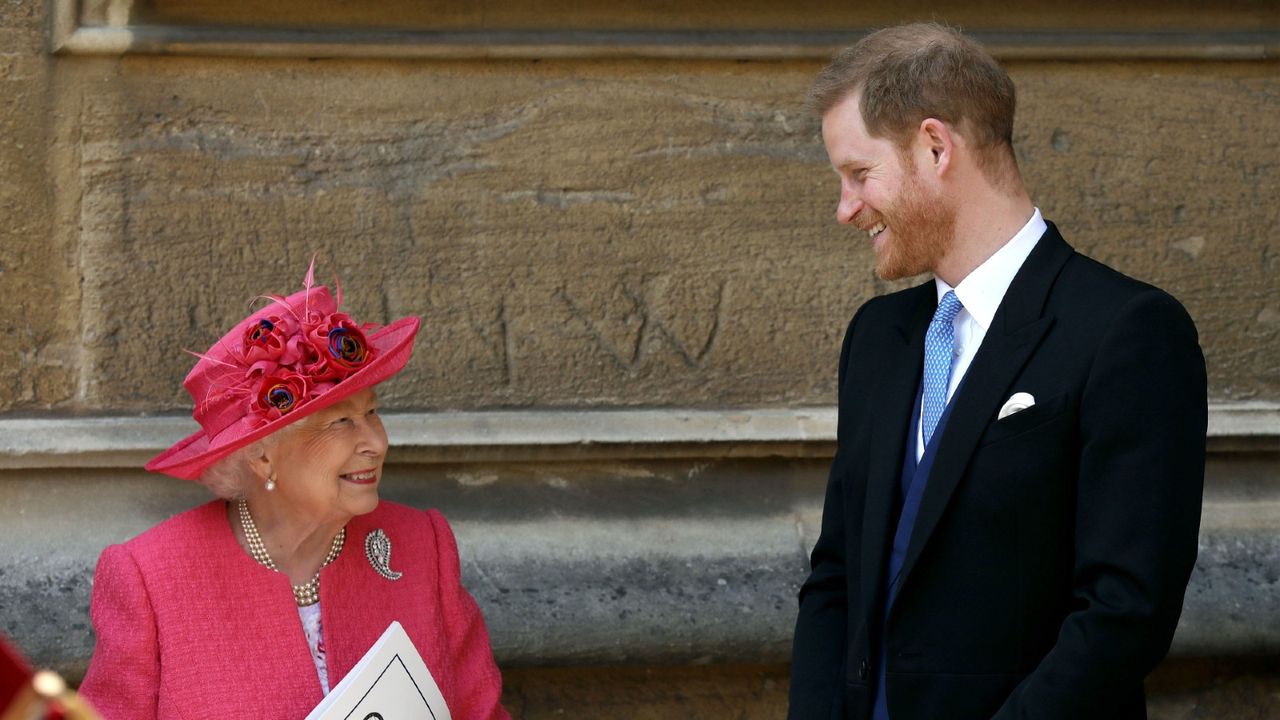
935,208 -> 1047,331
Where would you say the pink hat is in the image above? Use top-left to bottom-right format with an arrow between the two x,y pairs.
146,263 -> 420,480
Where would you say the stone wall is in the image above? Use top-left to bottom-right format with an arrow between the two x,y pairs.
4,57 -> 1278,413
2,0 -> 1277,716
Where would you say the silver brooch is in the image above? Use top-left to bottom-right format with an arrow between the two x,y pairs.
365,528 -> 402,581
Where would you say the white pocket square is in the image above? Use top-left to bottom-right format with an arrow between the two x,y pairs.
998,392 -> 1036,420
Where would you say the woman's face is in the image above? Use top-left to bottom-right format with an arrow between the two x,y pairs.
266,388 -> 387,523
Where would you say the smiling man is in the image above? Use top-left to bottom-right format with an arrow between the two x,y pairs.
788,23 -> 1208,720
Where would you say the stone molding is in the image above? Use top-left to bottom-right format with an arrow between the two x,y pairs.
48,1 -> 1279,60
1,403 -> 1275,470
50,27 -> 1279,61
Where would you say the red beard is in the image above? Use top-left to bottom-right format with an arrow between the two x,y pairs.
871,167 -> 956,281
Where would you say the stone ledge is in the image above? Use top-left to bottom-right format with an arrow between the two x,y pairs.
3,497 -> 1276,675
1,449 -> 1274,674
0,403 -> 1274,470
49,26 -> 1280,61
1206,403 -> 1280,451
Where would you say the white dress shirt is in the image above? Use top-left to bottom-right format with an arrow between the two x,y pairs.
916,208 -> 1047,461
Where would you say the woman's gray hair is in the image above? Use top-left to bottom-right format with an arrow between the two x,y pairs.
198,424 -> 294,498
199,441 -> 266,499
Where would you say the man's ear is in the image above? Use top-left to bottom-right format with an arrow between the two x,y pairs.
917,118 -> 954,178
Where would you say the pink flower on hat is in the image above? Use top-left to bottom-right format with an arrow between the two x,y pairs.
323,319 -> 371,372
252,371 -> 313,423
242,314 -> 299,365
236,308 -> 375,422
298,313 -> 373,383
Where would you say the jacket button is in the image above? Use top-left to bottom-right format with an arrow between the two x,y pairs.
858,659 -> 869,679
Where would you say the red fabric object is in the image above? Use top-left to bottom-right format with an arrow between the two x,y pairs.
145,261 -> 420,481
80,501 -> 509,720
0,632 -> 34,712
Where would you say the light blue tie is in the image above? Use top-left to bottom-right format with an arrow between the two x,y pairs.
922,291 -> 964,447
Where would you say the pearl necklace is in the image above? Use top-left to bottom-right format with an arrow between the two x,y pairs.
237,498 -> 345,607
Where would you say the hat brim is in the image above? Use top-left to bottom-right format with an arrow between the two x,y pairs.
145,316 -> 421,481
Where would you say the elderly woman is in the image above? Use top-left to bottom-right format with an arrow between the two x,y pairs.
79,265 -> 509,719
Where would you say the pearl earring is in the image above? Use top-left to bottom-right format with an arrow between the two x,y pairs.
265,473 -> 276,491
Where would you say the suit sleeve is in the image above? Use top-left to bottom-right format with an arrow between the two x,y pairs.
78,544 -> 161,720
993,289 -> 1207,719
789,306 -> 865,719
428,510 -> 511,720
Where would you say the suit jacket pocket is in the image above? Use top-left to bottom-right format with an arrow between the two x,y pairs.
979,392 -> 1069,447
887,671 -> 1027,719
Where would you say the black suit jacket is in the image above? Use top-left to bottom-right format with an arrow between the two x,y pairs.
789,224 -> 1207,719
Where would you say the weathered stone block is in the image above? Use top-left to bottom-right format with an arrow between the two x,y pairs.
51,58 -> 1278,412
0,13 -> 76,412
500,664 -> 789,719
69,59 -> 867,411
1147,657 -> 1280,720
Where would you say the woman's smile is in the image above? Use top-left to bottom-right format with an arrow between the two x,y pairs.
340,468 -> 379,485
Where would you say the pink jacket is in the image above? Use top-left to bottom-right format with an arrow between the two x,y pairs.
80,500 -> 509,719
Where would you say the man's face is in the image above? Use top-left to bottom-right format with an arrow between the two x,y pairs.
821,93 -> 955,280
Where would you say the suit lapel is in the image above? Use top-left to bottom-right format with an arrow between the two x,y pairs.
893,225 -> 1074,597
858,283 -> 934,619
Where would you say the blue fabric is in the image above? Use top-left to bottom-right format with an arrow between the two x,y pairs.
872,379 -> 960,720
922,291 -> 963,447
